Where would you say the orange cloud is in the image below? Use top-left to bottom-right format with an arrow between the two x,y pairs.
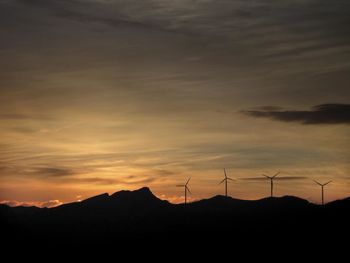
0,199 -> 62,208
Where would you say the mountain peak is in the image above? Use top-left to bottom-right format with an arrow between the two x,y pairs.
189,195 -> 248,209
111,187 -> 154,198
110,187 -> 167,207
81,193 -> 109,204
260,195 -> 309,204
133,187 -> 153,195
256,195 -> 311,210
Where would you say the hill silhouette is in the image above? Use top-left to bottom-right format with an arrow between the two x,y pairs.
1,187 -> 349,251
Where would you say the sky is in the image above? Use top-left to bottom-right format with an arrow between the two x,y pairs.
0,0 -> 350,207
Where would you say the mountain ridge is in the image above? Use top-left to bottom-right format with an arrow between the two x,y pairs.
1,186 -> 349,249
1,186 -> 347,210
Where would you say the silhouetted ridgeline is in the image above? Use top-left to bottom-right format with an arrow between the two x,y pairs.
1,187 -> 349,251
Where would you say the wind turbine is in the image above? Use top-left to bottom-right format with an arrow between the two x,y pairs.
219,168 -> 234,197
313,180 -> 332,205
176,177 -> 191,204
262,172 -> 280,197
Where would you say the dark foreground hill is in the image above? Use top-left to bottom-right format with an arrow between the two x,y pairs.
1,187 -> 349,252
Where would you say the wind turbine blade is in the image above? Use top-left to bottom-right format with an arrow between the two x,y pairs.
324,181 -> 332,186
272,172 -> 280,178
186,186 -> 192,194
262,174 -> 271,179
227,177 -> 235,181
313,180 -> 322,186
186,177 -> 191,186
219,179 -> 226,185
224,168 -> 227,179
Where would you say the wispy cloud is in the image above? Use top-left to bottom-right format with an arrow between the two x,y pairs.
240,176 -> 308,181
62,177 -> 121,185
35,167 -> 76,177
0,114 -> 54,121
55,175 -> 164,186
0,163 -> 79,178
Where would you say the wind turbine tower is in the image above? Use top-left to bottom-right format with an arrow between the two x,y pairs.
262,172 -> 280,197
219,168 -> 234,197
177,177 -> 192,204
314,180 -> 332,205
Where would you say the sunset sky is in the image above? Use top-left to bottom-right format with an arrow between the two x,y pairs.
1,0 -> 349,207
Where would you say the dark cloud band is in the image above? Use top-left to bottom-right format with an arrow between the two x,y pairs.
240,176 -> 307,181
242,104 -> 350,125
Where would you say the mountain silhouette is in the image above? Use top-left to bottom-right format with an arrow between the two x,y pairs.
82,192 -> 110,205
56,187 -> 168,210
109,187 -> 170,208
1,187 -> 349,251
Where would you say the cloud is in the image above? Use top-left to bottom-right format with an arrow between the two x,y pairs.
242,104 -> 350,125
0,200 -> 31,207
2,0 -> 350,82
10,127 -> 38,134
64,177 -> 121,185
0,114 -> 53,121
0,163 -> 71,177
0,199 -> 62,208
155,169 -> 176,176
35,167 -> 76,177
15,0 -> 156,30
56,9 -> 153,30
62,176 -> 160,186
40,199 -> 63,208
0,163 -> 78,178
240,176 -> 307,181
251,106 -> 284,111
